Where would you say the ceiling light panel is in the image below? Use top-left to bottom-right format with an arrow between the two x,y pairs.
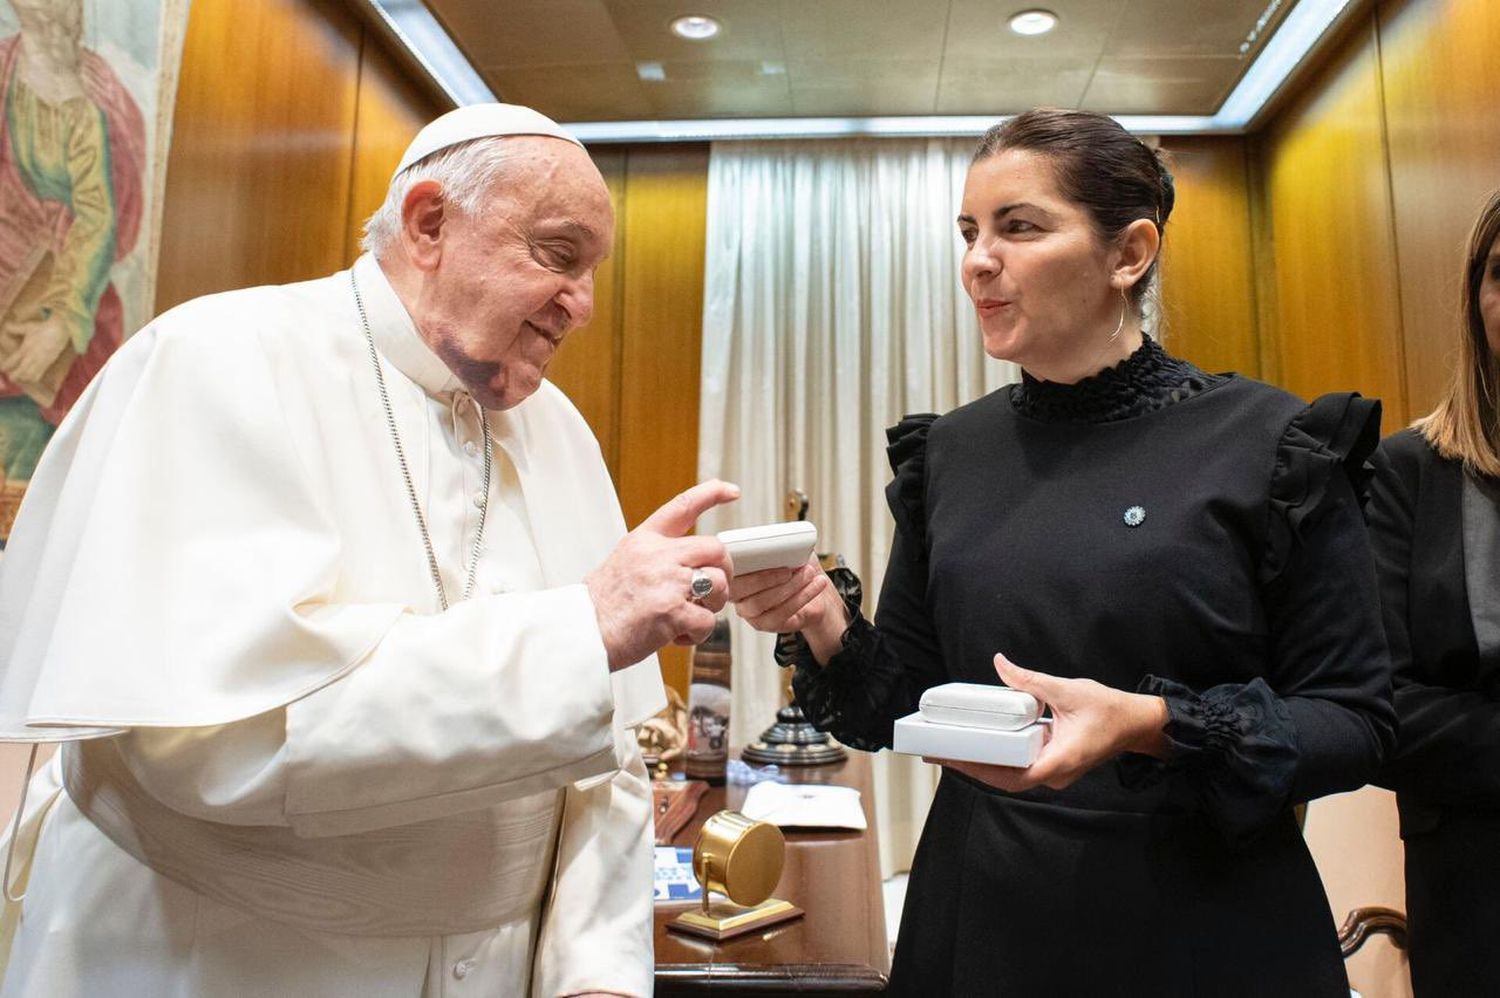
670,15 -> 721,40
383,0 -> 1362,136
565,114 -> 1223,143
1216,0 -> 1356,126
1008,9 -> 1058,36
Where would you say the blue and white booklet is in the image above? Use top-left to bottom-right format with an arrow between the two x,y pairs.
653,846 -> 703,902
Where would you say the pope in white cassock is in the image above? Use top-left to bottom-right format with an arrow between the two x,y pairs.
0,104 -> 741,996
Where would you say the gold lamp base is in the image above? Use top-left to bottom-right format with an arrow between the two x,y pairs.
669,898 -> 804,941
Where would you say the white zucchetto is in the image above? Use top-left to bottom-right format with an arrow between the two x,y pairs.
394,102 -> 583,177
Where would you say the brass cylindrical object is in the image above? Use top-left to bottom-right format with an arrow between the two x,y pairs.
693,811 -> 784,908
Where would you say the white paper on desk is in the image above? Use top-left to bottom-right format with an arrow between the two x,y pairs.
740,781 -> 867,830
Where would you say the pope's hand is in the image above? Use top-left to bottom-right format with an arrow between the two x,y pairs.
926,653 -> 1169,793
729,556 -> 846,664
586,479 -> 739,672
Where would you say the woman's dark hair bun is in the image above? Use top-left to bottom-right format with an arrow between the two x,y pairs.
1153,146 -> 1175,227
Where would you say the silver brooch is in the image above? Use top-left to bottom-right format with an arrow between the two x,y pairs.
1123,505 -> 1146,527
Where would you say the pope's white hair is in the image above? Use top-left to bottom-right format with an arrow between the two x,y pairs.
360,136 -> 516,258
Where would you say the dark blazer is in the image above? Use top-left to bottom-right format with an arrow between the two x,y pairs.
1369,426 -> 1500,997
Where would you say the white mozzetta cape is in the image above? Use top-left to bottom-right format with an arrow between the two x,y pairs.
0,255 -> 665,996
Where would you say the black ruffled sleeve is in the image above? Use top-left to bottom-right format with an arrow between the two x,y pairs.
1121,394 -> 1396,841
774,414 -> 947,750
884,414 -> 938,552
1118,677 -> 1299,837
1262,392 -> 1382,582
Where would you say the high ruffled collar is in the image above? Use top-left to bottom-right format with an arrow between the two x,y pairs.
1009,336 -> 1228,424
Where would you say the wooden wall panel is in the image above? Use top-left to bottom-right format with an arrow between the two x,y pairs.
547,148 -> 628,478
544,144 -> 712,696
1254,18 -> 1408,422
1246,141 -> 1283,385
618,145 -> 711,693
616,145 -> 712,531
154,0 -> 362,313
1377,0 -> 1500,417
345,34 -> 445,262
1157,136 -> 1261,377
1249,0 -> 1500,428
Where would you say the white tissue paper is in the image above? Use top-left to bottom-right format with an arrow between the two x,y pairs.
740,781 -> 867,830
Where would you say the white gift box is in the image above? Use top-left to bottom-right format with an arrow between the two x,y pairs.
892,712 -> 1046,768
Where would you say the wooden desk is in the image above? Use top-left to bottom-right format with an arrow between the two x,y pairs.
653,752 -> 890,996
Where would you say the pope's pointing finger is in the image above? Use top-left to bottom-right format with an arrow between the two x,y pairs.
641,479 -> 741,537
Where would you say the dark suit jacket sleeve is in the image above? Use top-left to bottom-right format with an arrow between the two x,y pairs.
1369,431 -> 1500,806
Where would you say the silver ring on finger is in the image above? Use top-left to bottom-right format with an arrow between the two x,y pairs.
689,568 -> 714,605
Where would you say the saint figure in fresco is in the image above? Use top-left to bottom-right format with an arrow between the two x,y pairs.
0,0 -> 144,542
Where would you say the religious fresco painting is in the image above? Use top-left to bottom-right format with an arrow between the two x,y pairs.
0,0 -> 189,546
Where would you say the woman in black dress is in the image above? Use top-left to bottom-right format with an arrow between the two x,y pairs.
1369,190 -> 1500,997
729,108 -> 1395,996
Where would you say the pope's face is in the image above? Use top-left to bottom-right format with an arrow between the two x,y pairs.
423,139 -> 613,410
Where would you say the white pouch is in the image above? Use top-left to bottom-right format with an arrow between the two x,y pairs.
717,521 -> 818,576
917,683 -> 1041,731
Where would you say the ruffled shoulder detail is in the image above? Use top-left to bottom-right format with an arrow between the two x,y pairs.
1263,393 -> 1382,582
884,414 -> 938,550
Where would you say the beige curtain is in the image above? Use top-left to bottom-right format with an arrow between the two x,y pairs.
696,137 -> 1018,875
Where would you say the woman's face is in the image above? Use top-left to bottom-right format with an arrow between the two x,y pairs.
958,149 -> 1122,379
1480,231 -> 1500,360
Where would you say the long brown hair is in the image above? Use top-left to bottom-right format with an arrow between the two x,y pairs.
1415,190 -> 1500,477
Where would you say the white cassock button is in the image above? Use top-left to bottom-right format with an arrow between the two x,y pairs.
463,440 -> 479,458
452,958 -> 475,980
472,492 -> 487,509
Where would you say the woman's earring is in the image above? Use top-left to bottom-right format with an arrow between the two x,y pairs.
1109,286 -> 1128,342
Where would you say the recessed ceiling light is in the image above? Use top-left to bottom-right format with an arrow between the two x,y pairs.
670,15 -> 721,40
1008,9 -> 1058,36
370,0 -> 1353,135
